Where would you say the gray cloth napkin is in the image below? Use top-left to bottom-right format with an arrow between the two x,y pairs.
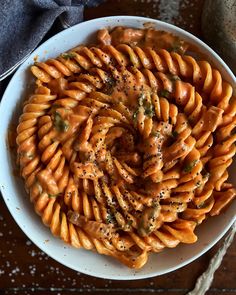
0,0 -> 104,81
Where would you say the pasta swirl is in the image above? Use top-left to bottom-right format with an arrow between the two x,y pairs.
16,26 -> 235,269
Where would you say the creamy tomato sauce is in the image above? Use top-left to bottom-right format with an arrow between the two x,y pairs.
97,26 -> 189,54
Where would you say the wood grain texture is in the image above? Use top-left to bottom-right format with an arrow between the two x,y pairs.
0,0 -> 236,294
84,0 -> 205,37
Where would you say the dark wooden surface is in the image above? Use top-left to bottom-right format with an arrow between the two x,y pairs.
0,1 -> 236,294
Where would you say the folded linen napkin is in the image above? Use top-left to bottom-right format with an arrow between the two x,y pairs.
0,0 -> 104,81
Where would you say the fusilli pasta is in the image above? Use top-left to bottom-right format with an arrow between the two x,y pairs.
16,26 -> 236,269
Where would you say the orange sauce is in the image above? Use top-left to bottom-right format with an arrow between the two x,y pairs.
98,26 -> 189,54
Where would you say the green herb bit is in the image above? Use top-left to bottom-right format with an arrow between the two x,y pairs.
159,89 -> 171,98
172,46 -> 181,52
201,168 -> 210,179
51,104 -> 61,111
196,181 -> 202,188
53,111 -> 69,132
151,131 -> 161,138
167,73 -> 180,82
197,202 -> 205,209
137,92 -> 154,117
203,172 -> 210,179
103,77 -> 116,95
138,92 -> 146,106
106,76 -> 116,87
133,109 -> 139,121
170,75 -> 180,81
183,159 -> 198,173
50,104 -> 62,116
171,39 -> 185,54
202,169 -> 211,179
61,52 -> 76,60
106,210 -> 116,224
172,130 -> 178,138
48,194 -> 59,198
137,206 -> 160,237
127,219 -> 133,227
144,102 -> 154,117
152,200 -> 160,209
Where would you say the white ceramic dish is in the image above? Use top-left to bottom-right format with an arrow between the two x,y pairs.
0,16 -> 235,280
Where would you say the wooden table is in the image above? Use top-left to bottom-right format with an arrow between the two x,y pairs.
0,1 -> 235,294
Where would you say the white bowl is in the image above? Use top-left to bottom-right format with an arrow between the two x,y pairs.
0,16 -> 235,280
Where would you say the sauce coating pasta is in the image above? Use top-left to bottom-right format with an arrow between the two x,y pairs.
16,26 -> 236,269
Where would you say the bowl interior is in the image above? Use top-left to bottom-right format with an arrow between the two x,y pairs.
0,16 -> 235,280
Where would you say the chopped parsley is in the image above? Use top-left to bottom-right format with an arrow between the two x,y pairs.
132,109 -> 139,121
106,210 -> 116,224
166,74 -> 180,82
169,39 -> 185,54
159,89 -> 171,98
183,160 -> 198,173
137,92 -> 154,118
61,52 -> 76,59
172,45 -> 181,52
103,76 -> 116,95
151,131 -> 161,138
144,102 -> 154,117
53,111 -> 69,132
48,193 -> 59,198
201,168 -> 210,179
197,202 -> 206,209
138,93 -> 146,106
127,219 -> 133,227
196,181 -> 202,188
137,206 -> 159,237
152,200 -> 160,209
170,75 -> 180,81
203,172 -> 210,179
50,104 -> 62,112
172,130 -> 178,138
